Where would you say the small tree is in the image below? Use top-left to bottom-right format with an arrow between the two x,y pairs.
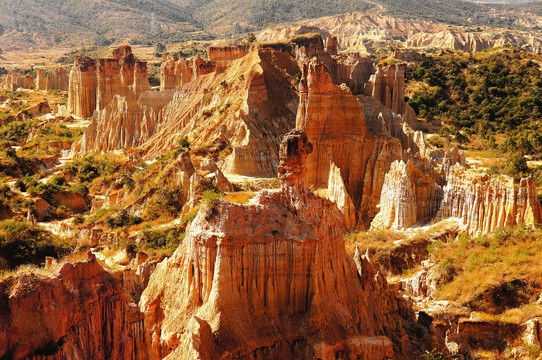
154,42 -> 166,54
246,33 -> 256,43
505,152 -> 529,179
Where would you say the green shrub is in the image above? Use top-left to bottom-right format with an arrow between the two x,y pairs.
178,138 -> 191,149
141,227 -> 184,251
0,220 -> 73,269
105,209 -> 142,229
202,189 -> 223,206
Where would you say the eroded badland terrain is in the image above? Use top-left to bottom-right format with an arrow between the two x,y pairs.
1,2 -> 542,360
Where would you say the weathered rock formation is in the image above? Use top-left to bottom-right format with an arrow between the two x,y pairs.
257,14 -> 442,51
297,59 -> 403,227
140,129 -> 415,359
258,13 -> 530,54
441,146 -> 467,180
68,56 -> 98,118
142,48 -> 301,177
0,253 -> 145,359
96,46 -> 150,111
36,68 -> 69,91
0,73 -> 33,91
68,46 -> 150,119
371,160 -> 442,230
370,63 -> 406,115
73,91 -> 174,155
437,165 -> 542,234
406,29 -> 493,52
35,69 -> 48,90
329,52 -> 375,96
160,55 -> 216,91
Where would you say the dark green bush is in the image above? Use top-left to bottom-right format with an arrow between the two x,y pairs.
0,219 -> 73,269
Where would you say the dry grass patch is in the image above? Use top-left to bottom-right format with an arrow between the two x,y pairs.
224,191 -> 256,204
429,227 -> 542,321
344,229 -> 405,257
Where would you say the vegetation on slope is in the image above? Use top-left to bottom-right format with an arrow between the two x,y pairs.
406,47 -> 542,181
0,0 -> 209,50
0,0 -> 533,50
0,219 -> 74,270
429,227 -> 542,323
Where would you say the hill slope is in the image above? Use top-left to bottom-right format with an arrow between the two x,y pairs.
0,0 -> 208,50
0,0 -> 539,50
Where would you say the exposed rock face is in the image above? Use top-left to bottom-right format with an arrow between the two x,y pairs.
441,146 -> 467,180
208,44 -> 256,63
96,47 -> 149,111
371,63 -> 407,115
36,68 -> 69,91
50,191 -> 91,213
330,53 -> 375,96
258,14 -> 441,51
297,59 -> 402,227
48,68 -> 69,91
406,29 -> 492,52
36,69 -> 48,90
73,91 -> 174,155
0,253 -> 143,360
0,73 -> 33,91
258,13 -> 531,55
438,165 -> 542,234
97,58 -> 124,111
68,56 -> 98,118
140,129 -> 414,360
371,160 -> 442,230
68,46 -> 150,119
326,161 -> 357,228
160,54 -> 216,91
144,48 -> 300,177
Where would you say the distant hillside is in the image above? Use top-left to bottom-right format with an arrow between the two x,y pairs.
0,0 -> 209,50
0,0 -> 538,50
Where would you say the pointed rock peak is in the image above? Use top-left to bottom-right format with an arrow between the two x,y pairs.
277,129 -> 313,191
299,59 -> 337,95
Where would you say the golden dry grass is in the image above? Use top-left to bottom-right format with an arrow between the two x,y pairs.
430,227 -> 542,319
344,229 -> 405,257
224,191 -> 256,204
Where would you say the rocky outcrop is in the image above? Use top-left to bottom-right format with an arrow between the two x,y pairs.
160,55 -> 185,91
96,46 -> 149,111
0,73 -> 33,91
160,54 -> 216,91
68,56 -> 98,118
297,59 -> 403,227
25,101 -> 51,116
96,59 -> 124,111
68,46 -> 150,119
330,53 -> 375,96
36,70 -> 48,90
406,29 -> 493,52
326,161 -> 357,228
371,160 -> 442,230
441,146 -> 467,180
36,68 -> 69,91
438,165 -> 542,234
143,48 -> 300,177
258,14 -> 441,51
140,129 -> 415,360
370,63 -> 407,115
73,91 -> 174,155
208,44 -> 257,63
48,68 -> 69,91
0,253 -> 144,359
50,191 -> 91,213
